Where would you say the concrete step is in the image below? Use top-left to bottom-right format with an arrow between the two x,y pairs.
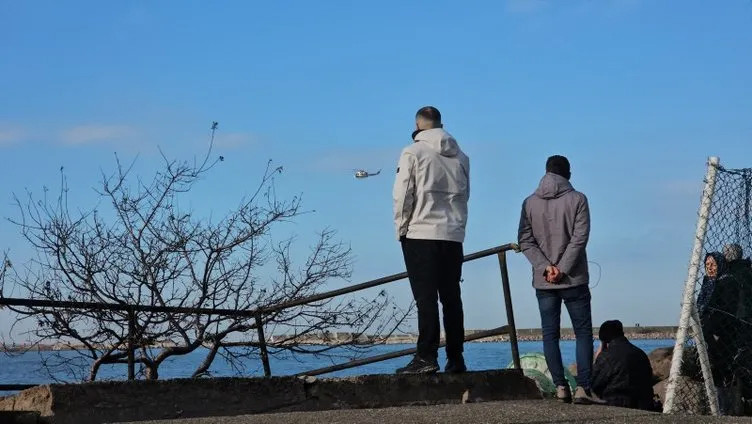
0,370 -> 540,424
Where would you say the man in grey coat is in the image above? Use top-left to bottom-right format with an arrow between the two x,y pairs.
518,155 -> 594,404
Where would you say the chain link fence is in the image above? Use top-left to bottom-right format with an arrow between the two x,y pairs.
665,158 -> 752,416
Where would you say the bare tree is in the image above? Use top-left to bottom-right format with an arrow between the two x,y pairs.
0,253 -> 9,298
3,125 -> 410,381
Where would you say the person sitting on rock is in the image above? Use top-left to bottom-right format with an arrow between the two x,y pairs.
591,320 -> 656,411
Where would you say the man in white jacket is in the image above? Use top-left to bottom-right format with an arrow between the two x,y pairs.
393,106 -> 470,374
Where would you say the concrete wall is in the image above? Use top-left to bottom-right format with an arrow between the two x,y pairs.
0,370 -> 540,424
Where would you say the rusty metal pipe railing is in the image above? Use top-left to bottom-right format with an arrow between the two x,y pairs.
255,313 -> 272,377
0,244 -> 518,318
296,325 -> 513,377
0,243 -> 521,384
0,384 -> 36,391
255,243 -> 518,315
498,252 -> 521,370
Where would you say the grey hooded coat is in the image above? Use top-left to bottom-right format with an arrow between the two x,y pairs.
518,172 -> 590,289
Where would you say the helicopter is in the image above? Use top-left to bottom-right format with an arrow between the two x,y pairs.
354,169 -> 381,179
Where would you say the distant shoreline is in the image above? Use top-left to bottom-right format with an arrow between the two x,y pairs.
1,326 -> 677,352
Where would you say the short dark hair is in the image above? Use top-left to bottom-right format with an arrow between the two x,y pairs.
416,106 -> 441,123
598,320 -> 624,343
546,155 -> 571,180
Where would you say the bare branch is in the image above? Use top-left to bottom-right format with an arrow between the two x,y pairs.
3,126 -> 405,381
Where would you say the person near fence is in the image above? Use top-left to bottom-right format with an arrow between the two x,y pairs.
699,251 -> 744,415
723,244 -> 752,280
697,252 -> 725,316
518,155 -> 595,404
723,244 -> 752,408
393,106 -> 470,374
591,320 -> 657,411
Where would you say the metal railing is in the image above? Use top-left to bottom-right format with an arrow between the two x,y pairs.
297,325 -> 513,377
0,243 -> 521,390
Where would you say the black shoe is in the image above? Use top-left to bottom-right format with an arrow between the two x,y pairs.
396,355 -> 440,374
445,356 -> 467,374
556,386 -> 572,403
573,386 -> 599,405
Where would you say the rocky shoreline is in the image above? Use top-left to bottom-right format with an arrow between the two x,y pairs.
2,327 -> 677,352
380,327 -> 677,345
287,326 -> 677,345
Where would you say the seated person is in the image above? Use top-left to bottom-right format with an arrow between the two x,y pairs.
591,320 -> 656,410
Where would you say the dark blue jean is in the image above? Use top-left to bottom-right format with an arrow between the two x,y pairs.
536,284 -> 593,389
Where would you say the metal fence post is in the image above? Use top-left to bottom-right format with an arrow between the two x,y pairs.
498,251 -> 521,370
255,313 -> 271,377
664,156 -> 720,415
127,309 -> 135,380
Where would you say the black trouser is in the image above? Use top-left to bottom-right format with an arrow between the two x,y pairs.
401,238 -> 464,361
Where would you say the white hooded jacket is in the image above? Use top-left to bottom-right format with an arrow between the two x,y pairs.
392,128 -> 470,243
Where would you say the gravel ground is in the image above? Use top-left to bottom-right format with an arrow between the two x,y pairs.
114,400 -> 752,424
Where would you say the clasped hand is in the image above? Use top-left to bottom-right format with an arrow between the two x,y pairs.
545,265 -> 564,283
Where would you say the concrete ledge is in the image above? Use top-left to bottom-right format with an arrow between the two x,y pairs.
0,370 -> 540,424
0,410 -> 41,424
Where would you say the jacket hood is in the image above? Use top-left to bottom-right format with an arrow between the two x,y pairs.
705,251 -> 729,281
413,128 -> 459,157
534,173 -> 574,200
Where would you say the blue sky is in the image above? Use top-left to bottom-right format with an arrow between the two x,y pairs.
1,0 -> 751,338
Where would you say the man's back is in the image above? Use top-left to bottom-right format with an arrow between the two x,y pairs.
393,128 -> 469,243
518,172 -> 590,289
591,337 -> 655,410
393,107 -> 469,375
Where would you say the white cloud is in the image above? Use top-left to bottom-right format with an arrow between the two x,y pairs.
0,126 -> 27,147
214,132 -> 257,150
505,0 -> 641,17
505,0 -> 549,15
60,125 -> 137,145
571,0 -> 642,18
606,0 -> 642,13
